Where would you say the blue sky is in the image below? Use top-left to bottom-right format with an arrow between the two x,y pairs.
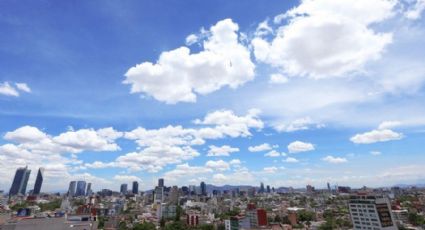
1,0 -> 425,192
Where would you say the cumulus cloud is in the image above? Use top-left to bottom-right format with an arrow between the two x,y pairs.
405,0 -> 425,20
350,122 -> 403,144
194,109 -> 264,138
252,0 -> 395,78
0,82 -> 31,97
370,151 -> 382,156
273,117 -> 323,132
205,160 -> 231,171
123,18 -> 255,104
264,150 -> 282,157
83,109 -> 261,173
207,145 -> 239,156
287,141 -> 315,153
283,157 -> 299,163
322,155 -> 347,163
269,73 -> 288,84
263,166 -> 278,174
15,83 -> 31,93
248,143 -> 273,152
164,163 -> 213,181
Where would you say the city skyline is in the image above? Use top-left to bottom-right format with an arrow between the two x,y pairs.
1,0 -> 425,193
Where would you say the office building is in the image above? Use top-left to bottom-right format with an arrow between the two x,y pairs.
120,184 -> 128,194
200,181 -> 207,196
349,194 -> 397,230
259,182 -> 265,193
9,166 -> 31,196
132,181 -> 139,194
154,186 -> 164,202
158,178 -> 164,187
86,183 -> 92,196
68,181 -> 76,197
32,168 -> 44,195
75,181 -> 86,196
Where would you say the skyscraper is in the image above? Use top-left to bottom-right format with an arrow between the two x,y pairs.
158,178 -> 164,187
259,182 -> 265,193
75,181 -> 86,196
86,183 -> 92,196
200,181 -> 207,196
9,166 -> 31,196
33,168 -> 44,195
68,181 -> 76,197
132,181 -> 139,194
120,184 -> 128,194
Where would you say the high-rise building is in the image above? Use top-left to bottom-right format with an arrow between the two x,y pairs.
75,181 -> 86,196
158,178 -> 164,187
154,186 -> 164,202
68,181 -> 76,197
32,168 -> 44,195
200,181 -> 207,196
266,185 -> 271,193
132,181 -> 139,194
327,182 -> 332,193
349,194 -> 397,230
259,182 -> 265,193
120,184 -> 128,194
86,183 -> 92,196
9,166 -> 31,196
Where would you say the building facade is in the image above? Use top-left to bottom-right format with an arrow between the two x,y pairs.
9,166 -> 31,196
349,194 -> 397,230
32,168 -> 44,195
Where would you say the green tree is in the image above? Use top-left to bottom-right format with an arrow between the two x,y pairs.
133,222 -> 156,230
164,221 -> 186,230
118,221 -> 129,230
298,210 -> 315,222
175,205 -> 183,221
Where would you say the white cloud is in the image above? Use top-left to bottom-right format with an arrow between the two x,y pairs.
255,20 -> 273,37
322,155 -> 347,163
205,160 -> 230,171
252,0 -> 395,78
53,128 -> 122,152
283,157 -> 299,163
287,141 -> 315,153
113,175 -> 143,183
4,126 -> 48,143
350,123 -> 403,144
185,34 -> 198,45
229,159 -> 241,165
248,143 -> 273,152
378,120 -> 402,130
273,117 -> 321,132
164,163 -> 213,181
0,82 -> 31,97
405,0 -> 425,20
370,151 -> 382,156
269,73 -> 288,84
195,109 -> 264,138
0,82 -> 19,96
15,83 -> 31,93
263,166 -> 278,174
123,18 -> 255,104
115,145 -> 200,173
207,145 -> 239,156
264,150 -> 281,157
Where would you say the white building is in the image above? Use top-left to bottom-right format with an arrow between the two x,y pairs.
349,194 -> 397,230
